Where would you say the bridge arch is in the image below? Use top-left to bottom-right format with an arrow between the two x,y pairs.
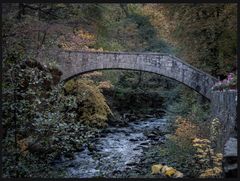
38,50 -> 218,100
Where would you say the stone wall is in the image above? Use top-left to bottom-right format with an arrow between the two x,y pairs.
210,90 -> 237,177
210,90 -> 237,148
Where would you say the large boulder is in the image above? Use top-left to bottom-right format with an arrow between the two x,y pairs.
223,137 -> 237,177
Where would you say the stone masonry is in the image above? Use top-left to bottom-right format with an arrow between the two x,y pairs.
37,50 -> 218,100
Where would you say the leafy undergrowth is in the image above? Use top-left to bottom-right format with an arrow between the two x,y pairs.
151,116 -> 224,178
2,57 -> 105,178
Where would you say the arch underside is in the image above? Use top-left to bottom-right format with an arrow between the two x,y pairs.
61,65 -> 215,100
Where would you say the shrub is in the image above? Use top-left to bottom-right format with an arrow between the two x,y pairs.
158,117 -> 200,176
211,72 -> 237,91
210,118 -> 222,151
64,78 -> 113,127
173,116 -> 200,148
192,138 -> 223,178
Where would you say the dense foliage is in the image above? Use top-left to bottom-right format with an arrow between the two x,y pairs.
2,3 -> 237,178
142,4 -> 237,77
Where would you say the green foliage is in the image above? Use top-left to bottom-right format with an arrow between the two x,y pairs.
2,53 -> 100,177
2,3 -> 236,178
164,85 -> 210,125
159,138 -> 196,176
94,4 -> 172,53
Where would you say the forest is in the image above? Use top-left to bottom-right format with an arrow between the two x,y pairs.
2,3 -> 237,178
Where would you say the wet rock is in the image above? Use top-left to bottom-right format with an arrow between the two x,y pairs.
126,162 -> 137,166
87,143 -> 97,152
152,136 -> 161,141
99,133 -> 107,138
137,137 -> 145,141
143,130 -> 164,139
150,142 -> 158,146
129,138 -> 138,142
140,142 -> 149,146
133,147 -> 141,151
147,134 -> 157,138
158,137 -> 166,142
125,133 -> 130,136
93,146 -> 103,152
65,152 -> 75,159
112,170 -> 121,175
134,169 -> 142,173
68,162 -> 76,168
75,147 -> 85,152
223,137 -> 237,177
143,115 -> 154,118
123,113 -> 133,119
139,145 -> 148,149
108,117 -> 128,127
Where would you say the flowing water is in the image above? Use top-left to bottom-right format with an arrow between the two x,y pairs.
54,118 -> 169,178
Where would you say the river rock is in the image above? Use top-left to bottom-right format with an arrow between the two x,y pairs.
108,116 -> 128,127
223,137 -> 237,177
126,162 -> 137,166
147,133 -> 157,139
101,129 -> 114,134
145,115 -> 154,118
133,147 -> 142,151
152,136 -> 161,141
87,143 -> 97,152
129,138 -> 138,142
75,146 -> 85,152
125,132 -> 131,136
158,137 -> 166,143
112,170 -> 122,175
144,129 -> 165,139
64,152 -> 75,159
140,142 -> 149,146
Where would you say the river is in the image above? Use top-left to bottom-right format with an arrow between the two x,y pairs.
53,117 -> 169,178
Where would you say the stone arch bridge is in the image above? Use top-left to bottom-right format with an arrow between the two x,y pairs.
37,50 -> 218,100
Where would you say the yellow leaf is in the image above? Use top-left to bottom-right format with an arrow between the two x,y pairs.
151,164 -> 163,174
216,153 -> 223,158
165,167 -> 177,177
161,165 -> 169,174
213,167 -> 222,174
173,171 -> 184,178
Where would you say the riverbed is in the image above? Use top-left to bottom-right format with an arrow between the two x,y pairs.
53,118 -> 169,178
